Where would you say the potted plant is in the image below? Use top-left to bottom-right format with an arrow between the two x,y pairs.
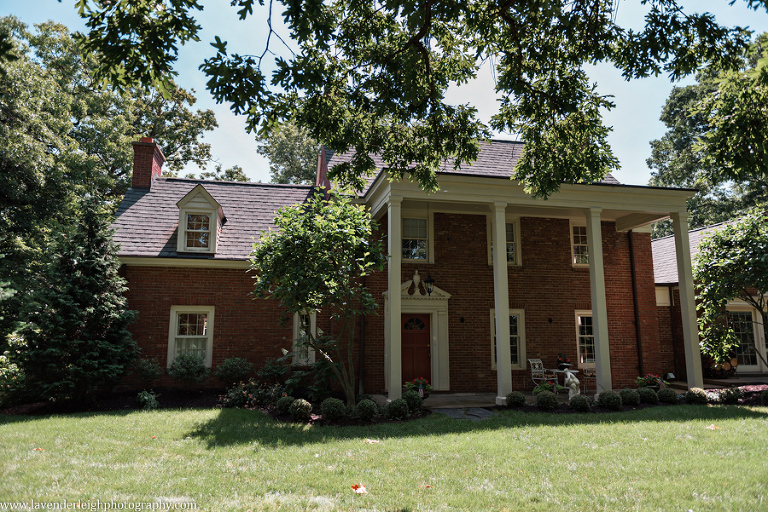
556,354 -> 572,370
635,373 -> 668,390
404,377 -> 432,398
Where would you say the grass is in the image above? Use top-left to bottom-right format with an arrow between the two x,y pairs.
1,405 -> 767,511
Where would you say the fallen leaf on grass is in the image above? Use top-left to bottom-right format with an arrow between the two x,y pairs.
351,484 -> 368,494
706,424 -> 722,430
33,448 -> 44,451
363,439 -> 380,444
152,436 -> 157,439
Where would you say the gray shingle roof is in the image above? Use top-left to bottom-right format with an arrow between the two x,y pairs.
651,222 -> 728,284
114,178 -> 313,260
327,139 -> 621,194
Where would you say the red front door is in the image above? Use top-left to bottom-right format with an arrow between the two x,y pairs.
401,314 -> 431,384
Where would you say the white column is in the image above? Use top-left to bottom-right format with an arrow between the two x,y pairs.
671,211 -> 704,388
585,208 -> 612,392
387,196 -> 403,400
492,202 -> 513,405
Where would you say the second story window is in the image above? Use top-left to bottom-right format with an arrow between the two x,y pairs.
403,217 -> 428,260
571,224 -> 589,265
185,213 -> 211,249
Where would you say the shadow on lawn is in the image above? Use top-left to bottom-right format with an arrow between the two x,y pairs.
185,404 -> 768,449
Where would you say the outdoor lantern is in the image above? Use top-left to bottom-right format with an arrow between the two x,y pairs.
424,272 -> 435,296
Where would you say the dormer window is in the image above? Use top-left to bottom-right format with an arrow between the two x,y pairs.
185,213 -> 211,249
176,184 -> 225,254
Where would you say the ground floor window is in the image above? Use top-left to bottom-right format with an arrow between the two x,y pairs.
167,305 -> 214,367
575,311 -> 595,368
292,311 -> 317,366
490,309 -> 525,369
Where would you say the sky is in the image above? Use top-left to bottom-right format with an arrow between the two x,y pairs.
2,0 -> 767,186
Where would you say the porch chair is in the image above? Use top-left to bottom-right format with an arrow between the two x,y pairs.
528,359 -> 559,393
581,367 -> 596,394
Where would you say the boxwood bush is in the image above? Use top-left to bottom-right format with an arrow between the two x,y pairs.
321,397 -> 346,422
535,390 -> 558,410
569,394 -> 590,412
637,386 -> 658,404
168,353 -> 210,389
289,398 -> 313,420
357,399 -> 378,422
619,388 -> 640,406
506,391 -> 527,408
387,398 -> 409,420
657,388 -> 679,404
276,395 -> 294,415
685,387 -> 708,405
402,390 -> 423,413
762,390 -> 768,406
597,390 -> 622,410
718,387 -> 742,405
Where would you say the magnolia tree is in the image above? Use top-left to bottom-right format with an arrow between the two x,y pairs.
249,191 -> 386,406
694,209 -> 768,363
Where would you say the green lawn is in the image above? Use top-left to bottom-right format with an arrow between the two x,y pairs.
1,405 -> 767,511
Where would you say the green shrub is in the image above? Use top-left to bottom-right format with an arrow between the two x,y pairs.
133,357 -> 162,387
321,397 -> 346,422
402,390 -> 423,413
597,390 -> 622,410
214,357 -> 254,386
685,387 -> 708,405
289,398 -> 313,420
168,353 -> 210,389
535,390 -> 558,410
387,398 -> 409,420
220,379 -> 284,408
506,391 -> 527,408
276,395 -> 295,415
136,390 -> 159,410
718,387 -> 742,405
619,388 -> 640,406
0,353 -> 25,406
357,399 -> 378,422
256,357 -> 288,384
569,394 -> 590,412
762,390 -> 768,406
657,388 -> 679,404
637,386 -> 658,404
356,394 -> 373,403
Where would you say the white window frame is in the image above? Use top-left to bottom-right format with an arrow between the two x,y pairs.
179,210 -> 216,253
402,215 -> 432,262
292,311 -> 317,366
487,216 -> 522,266
167,305 -> 215,368
570,222 -> 589,267
490,308 -> 526,370
575,310 -> 595,369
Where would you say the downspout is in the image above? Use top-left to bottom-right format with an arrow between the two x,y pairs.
358,276 -> 367,396
628,230 -> 645,376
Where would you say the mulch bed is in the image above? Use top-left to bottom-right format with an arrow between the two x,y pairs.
2,385 -> 766,420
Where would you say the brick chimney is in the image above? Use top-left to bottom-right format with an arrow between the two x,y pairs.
131,137 -> 166,189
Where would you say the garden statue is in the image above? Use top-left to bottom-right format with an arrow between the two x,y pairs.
564,370 -> 580,399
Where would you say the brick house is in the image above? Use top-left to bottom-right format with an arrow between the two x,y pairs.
114,137 -> 704,403
653,223 -> 768,378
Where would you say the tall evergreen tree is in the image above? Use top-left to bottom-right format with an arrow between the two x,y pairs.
13,199 -> 137,403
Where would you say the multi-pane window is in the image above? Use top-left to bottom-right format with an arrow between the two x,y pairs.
168,306 -> 214,367
402,217 -> 428,260
491,310 -> 524,369
505,222 -> 516,264
489,221 -> 519,265
728,311 -> 758,366
292,311 -> 317,366
185,213 -> 211,249
572,225 -> 589,265
576,312 -> 595,367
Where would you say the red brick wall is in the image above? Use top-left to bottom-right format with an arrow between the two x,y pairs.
657,287 -> 686,380
363,214 -> 659,393
122,213 -> 662,393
